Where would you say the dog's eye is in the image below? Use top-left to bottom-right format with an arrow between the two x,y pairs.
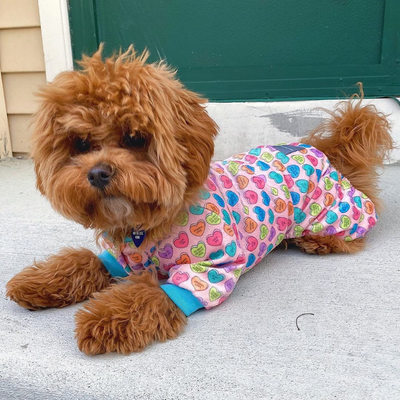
74,138 -> 91,153
122,131 -> 147,148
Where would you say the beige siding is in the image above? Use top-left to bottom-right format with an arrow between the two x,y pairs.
0,28 -> 45,72
8,114 -> 34,153
2,72 -> 46,114
0,0 -> 45,157
0,0 -> 40,29
0,70 -> 12,158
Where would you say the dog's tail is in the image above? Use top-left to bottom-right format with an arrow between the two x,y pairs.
302,84 -> 394,213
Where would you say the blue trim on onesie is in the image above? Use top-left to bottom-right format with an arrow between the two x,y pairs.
98,251 -> 203,316
98,251 -> 129,278
161,284 -> 204,316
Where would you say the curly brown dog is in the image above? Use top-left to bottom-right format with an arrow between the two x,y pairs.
6,47 -> 393,355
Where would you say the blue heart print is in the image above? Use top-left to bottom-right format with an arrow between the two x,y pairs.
189,205 -> 204,215
339,202 -> 350,213
267,244 -> 274,253
302,164 -> 314,177
244,165 -> 255,173
276,152 -> 290,164
316,169 -> 322,181
222,209 -> 231,224
225,241 -> 237,257
287,165 -> 300,178
325,210 -> 338,224
210,250 -> 224,260
268,209 -> 275,224
330,171 -> 339,181
290,191 -> 301,205
294,207 -> 306,223
249,148 -> 261,156
246,254 -> 256,268
353,196 -> 362,208
261,191 -> 271,206
144,260 -> 152,267
269,171 -> 283,184
350,223 -> 359,235
256,161 -> 270,171
232,211 -> 241,224
296,179 -> 309,193
213,193 -> 225,208
199,190 -> 210,200
253,206 -> 266,222
226,190 -> 239,206
208,270 -> 225,283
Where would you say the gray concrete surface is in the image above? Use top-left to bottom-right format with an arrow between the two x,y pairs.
1,158 -> 400,400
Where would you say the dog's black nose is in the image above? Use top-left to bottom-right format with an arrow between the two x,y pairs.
87,164 -> 113,189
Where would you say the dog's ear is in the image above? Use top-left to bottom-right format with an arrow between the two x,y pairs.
173,88 -> 218,189
34,162 -> 46,195
31,70 -> 83,196
31,94 -> 55,196
141,62 -> 218,191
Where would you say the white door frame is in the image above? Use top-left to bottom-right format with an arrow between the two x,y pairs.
37,0 -> 73,82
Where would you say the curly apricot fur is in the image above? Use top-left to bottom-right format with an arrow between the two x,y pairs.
288,84 -> 394,255
75,272 -> 186,355
6,248 -> 111,310
302,84 -> 394,215
6,48 -> 393,356
31,45 -> 217,244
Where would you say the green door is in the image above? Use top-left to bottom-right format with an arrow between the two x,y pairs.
68,0 -> 400,101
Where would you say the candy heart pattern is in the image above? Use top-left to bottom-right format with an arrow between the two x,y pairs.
100,143 -> 377,312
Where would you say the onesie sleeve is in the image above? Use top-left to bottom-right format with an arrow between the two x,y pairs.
98,235 -> 129,278
160,284 -> 204,316
163,260 -> 245,314
299,166 -> 377,241
98,250 -> 129,278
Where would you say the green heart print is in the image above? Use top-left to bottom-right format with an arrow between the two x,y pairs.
206,213 -> 221,225
261,152 -> 274,162
260,224 -> 269,240
324,177 -> 333,191
209,287 -> 222,302
292,155 -> 305,164
177,211 -> 189,226
310,203 -> 322,216
191,242 -> 206,258
340,215 -> 351,230
228,161 -> 240,175
311,222 -> 324,233
294,225 -> 304,237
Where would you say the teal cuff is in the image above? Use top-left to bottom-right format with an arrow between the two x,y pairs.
161,284 -> 204,316
98,251 -> 128,278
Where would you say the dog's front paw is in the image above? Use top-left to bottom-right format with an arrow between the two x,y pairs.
75,272 -> 187,355
6,248 -> 110,310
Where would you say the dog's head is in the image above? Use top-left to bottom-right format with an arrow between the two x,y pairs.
32,46 -> 218,240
